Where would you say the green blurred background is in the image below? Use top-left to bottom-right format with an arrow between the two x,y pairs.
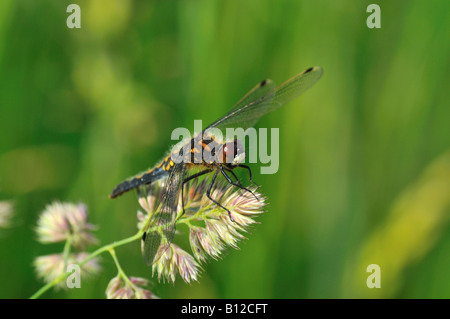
0,0 -> 449,299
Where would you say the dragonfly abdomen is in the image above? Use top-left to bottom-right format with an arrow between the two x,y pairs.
109,156 -> 173,199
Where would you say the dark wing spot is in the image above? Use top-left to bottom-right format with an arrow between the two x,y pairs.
142,232 -> 146,242
260,79 -> 267,86
305,67 -> 313,73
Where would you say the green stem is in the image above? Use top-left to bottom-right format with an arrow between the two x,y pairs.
29,230 -> 144,299
108,248 -> 133,286
177,206 -> 212,225
62,235 -> 73,270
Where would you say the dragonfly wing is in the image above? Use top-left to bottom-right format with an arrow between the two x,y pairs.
142,163 -> 186,265
207,67 -> 323,131
227,78 -> 276,114
205,78 -> 275,132
271,66 -> 323,108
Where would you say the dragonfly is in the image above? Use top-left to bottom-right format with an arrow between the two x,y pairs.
110,66 -> 323,265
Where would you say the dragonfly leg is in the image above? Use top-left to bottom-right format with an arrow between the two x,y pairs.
206,168 -> 235,223
237,164 -> 260,188
220,166 -> 258,201
181,168 -> 212,217
223,167 -> 242,186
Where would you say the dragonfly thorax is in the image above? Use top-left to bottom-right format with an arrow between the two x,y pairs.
217,139 -> 245,165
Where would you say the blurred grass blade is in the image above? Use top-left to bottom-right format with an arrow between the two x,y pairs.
343,151 -> 450,298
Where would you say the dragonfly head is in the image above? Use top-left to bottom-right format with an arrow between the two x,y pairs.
218,139 -> 245,165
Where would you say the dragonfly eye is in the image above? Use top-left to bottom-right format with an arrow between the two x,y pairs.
219,139 -> 245,165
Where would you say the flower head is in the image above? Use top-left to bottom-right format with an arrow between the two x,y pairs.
137,177 -> 266,283
152,243 -> 201,284
33,253 -> 101,289
106,275 -> 158,299
35,202 -> 98,249
186,182 -> 265,261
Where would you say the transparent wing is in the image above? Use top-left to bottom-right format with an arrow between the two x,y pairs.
205,67 -> 323,131
142,163 -> 186,265
227,78 -> 276,114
